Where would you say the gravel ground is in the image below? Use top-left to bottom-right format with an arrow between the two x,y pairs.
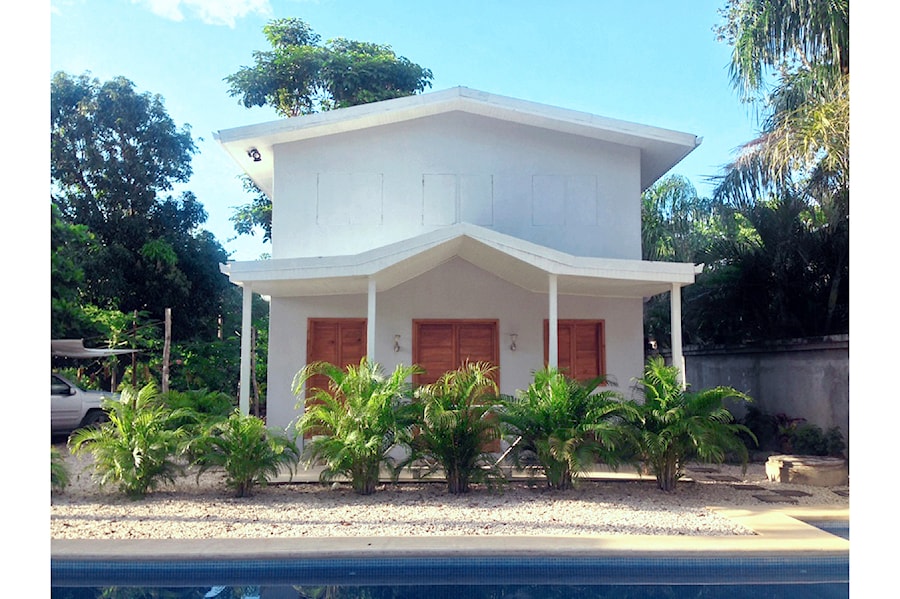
51,443 -> 848,540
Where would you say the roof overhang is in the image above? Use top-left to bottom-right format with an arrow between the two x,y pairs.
220,224 -> 701,299
214,87 -> 702,198
51,339 -> 140,359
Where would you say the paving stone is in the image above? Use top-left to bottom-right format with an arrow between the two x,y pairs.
753,494 -> 799,504
773,489 -> 812,497
833,489 -> 849,497
705,474 -> 741,482
730,483 -> 766,491
687,467 -> 720,473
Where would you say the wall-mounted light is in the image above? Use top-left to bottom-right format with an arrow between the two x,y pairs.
247,147 -> 262,162
509,333 -> 518,352
394,335 -> 401,353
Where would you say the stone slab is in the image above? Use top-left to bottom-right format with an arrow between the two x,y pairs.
765,455 -> 849,487
753,494 -> 799,504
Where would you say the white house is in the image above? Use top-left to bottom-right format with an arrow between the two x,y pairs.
215,87 -> 702,432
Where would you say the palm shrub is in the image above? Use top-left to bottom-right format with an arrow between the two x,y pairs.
410,361 -> 505,494
68,383 -> 192,499
631,356 -> 756,492
187,410 -> 300,497
294,359 -> 421,495
502,368 -> 637,490
51,447 -> 69,492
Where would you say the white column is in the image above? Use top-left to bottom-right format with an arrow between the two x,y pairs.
239,284 -> 253,415
367,277 -> 377,362
548,274 -> 558,369
670,283 -> 686,388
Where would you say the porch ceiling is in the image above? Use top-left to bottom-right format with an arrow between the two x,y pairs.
220,224 -> 700,299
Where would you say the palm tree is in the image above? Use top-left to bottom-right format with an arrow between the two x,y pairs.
631,357 -> 756,492
293,359 -> 421,495
714,0 -> 849,206
411,361 -> 505,494
502,368 -> 637,490
68,384 -> 191,498
188,410 -> 300,497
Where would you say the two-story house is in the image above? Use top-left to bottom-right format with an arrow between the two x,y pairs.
216,87 -> 702,432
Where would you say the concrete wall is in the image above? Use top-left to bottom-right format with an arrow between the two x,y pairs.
271,111 -> 642,260
265,257 -> 645,431
680,336 -> 849,444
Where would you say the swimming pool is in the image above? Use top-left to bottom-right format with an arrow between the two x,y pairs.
51,554 -> 849,598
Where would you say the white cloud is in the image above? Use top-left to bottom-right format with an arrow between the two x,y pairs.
132,0 -> 273,28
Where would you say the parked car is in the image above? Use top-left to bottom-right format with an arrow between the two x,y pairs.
51,373 -> 114,434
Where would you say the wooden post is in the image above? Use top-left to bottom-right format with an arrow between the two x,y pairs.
251,326 -> 260,418
131,310 -> 138,388
162,308 -> 171,393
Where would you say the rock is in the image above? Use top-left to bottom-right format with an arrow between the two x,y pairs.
765,455 -> 849,487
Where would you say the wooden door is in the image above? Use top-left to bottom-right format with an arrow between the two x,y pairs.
413,320 -> 499,386
544,319 -> 606,381
305,318 -> 367,396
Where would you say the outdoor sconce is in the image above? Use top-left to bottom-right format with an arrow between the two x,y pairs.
509,333 -> 518,352
247,147 -> 262,162
394,335 -> 401,352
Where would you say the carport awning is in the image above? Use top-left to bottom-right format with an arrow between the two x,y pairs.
220,223 -> 702,299
51,339 -> 139,358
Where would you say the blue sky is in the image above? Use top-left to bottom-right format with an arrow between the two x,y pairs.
49,0 -> 766,262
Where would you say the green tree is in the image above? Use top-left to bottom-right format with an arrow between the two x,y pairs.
225,18 -> 433,118
225,18 -> 433,241
294,359 -> 421,495
712,0 -> 849,338
188,410 -> 300,497
630,357 -> 755,492
410,362 -> 505,494
51,71 -> 233,341
502,368 -> 636,490
68,384 -> 192,498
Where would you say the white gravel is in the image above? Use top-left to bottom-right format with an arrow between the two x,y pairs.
51,443 -> 848,540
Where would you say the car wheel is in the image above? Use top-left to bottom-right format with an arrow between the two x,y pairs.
80,410 -> 109,429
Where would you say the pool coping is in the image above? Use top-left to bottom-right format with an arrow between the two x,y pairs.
51,504 -> 848,561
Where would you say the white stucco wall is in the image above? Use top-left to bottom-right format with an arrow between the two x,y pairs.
270,111 -> 642,262
265,257 -> 644,431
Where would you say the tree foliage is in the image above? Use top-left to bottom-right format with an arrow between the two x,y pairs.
713,0 -> 848,209
630,357 -> 754,492
225,18 -> 433,118
294,359 -> 421,495
51,71 -> 234,343
68,384 -> 192,498
502,368 -> 636,490
410,362 -> 505,494
225,18 -> 433,241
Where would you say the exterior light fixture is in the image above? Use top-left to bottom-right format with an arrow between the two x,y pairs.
394,335 -> 401,352
509,333 -> 518,351
247,147 -> 262,162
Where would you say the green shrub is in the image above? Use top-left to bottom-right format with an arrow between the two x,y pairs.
51,447 -> 69,492
410,361 -> 506,494
188,410 -> 300,497
502,368 -> 636,490
155,388 -> 236,432
68,384 -> 192,499
294,359 -> 421,495
630,356 -> 756,492
790,423 -> 846,457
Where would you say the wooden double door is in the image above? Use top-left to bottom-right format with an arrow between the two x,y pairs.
304,318 -> 500,387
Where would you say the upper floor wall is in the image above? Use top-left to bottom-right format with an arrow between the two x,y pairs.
272,111 -> 642,260
215,87 -> 701,262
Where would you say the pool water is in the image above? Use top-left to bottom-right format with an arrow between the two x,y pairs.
51,555 -> 849,598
